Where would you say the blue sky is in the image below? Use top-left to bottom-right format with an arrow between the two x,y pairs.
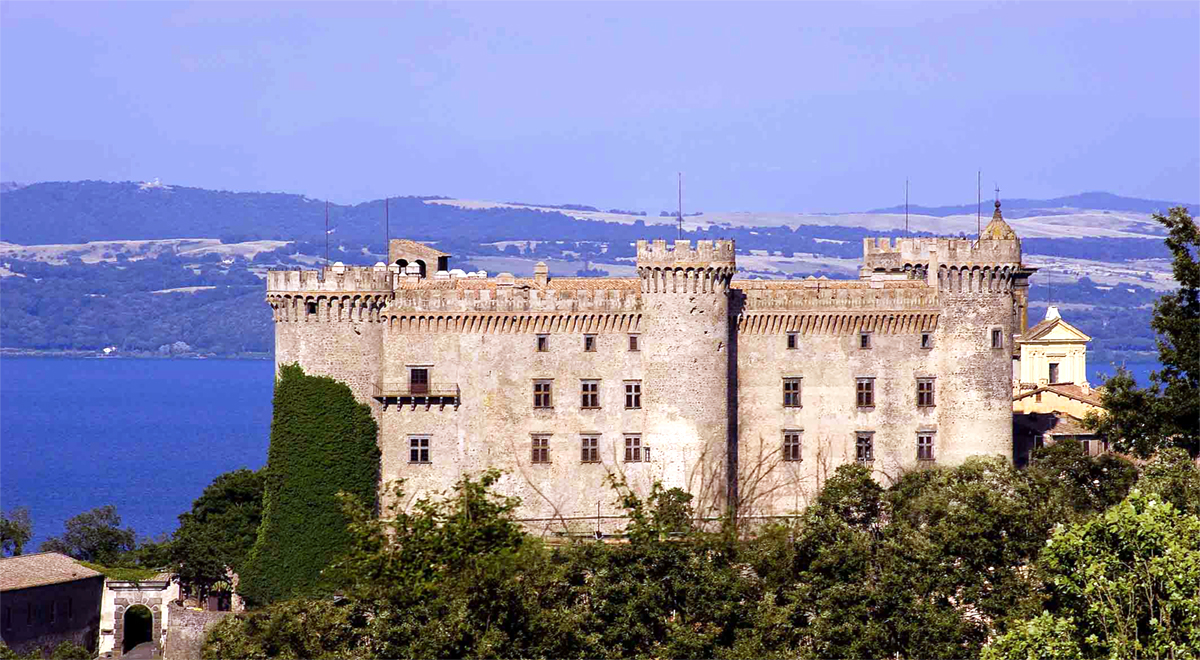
2,1 -> 1196,212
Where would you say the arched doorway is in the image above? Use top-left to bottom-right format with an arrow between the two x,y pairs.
122,605 -> 153,654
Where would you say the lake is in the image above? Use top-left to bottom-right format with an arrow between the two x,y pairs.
1,357 -> 274,550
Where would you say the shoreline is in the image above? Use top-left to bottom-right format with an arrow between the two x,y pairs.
0,348 -> 272,360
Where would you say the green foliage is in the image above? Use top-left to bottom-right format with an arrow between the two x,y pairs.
988,490 -> 1200,659
1026,438 -> 1139,519
0,641 -> 90,660
39,505 -> 136,564
77,561 -> 159,581
1088,206 -> 1199,457
1138,447 -> 1200,516
981,613 -> 1085,660
171,468 -> 265,600
1,507 -> 32,556
239,364 -> 379,606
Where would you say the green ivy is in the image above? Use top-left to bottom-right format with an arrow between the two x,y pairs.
239,364 -> 379,606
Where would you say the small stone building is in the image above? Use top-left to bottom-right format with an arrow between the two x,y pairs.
97,573 -> 179,658
0,553 -> 105,656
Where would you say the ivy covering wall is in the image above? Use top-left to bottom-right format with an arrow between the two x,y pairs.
239,364 -> 379,605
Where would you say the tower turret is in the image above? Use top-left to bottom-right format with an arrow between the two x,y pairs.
636,239 -> 736,515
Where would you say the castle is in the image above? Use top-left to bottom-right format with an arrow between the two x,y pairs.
266,202 -> 1036,526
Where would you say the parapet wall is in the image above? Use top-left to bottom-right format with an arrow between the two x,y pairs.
636,239 -> 736,267
266,266 -> 393,293
862,236 -> 1022,272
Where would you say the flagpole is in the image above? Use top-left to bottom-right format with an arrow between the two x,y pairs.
325,200 -> 330,267
385,197 -> 390,262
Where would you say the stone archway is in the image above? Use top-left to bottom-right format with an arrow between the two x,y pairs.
122,605 -> 153,654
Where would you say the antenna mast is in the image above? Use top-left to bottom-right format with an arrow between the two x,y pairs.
385,197 -> 390,262
977,170 -> 981,236
905,178 -> 909,235
677,172 -> 683,240
325,200 -> 330,267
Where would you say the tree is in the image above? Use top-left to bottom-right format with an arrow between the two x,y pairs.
239,364 -> 379,606
39,505 -> 135,564
171,469 -> 264,601
1,507 -> 32,556
1088,206 -> 1199,457
984,490 -> 1200,659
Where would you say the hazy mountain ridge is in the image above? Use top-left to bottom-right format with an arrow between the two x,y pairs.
866,191 -> 1196,217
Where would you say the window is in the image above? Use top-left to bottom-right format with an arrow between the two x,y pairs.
48,602 -> 54,624
581,380 -> 600,409
536,334 -> 549,352
1048,362 -> 1060,383
787,333 -> 798,350
68,599 -> 72,620
856,432 -> 874,463
783,378 -> 802,407
624,435 -> 642,462
921,332 -> 932,349
860,331 -> 872,349
917,378 -> 935,407
918,433 -> 935,461
581,436 -> 599,463
409,436 -> 430,464
4,605 -> 10,631
409,368 -> 429,395
27,603 -> 32,625
534,380 -> 553,408
856,378 -> 875,408
783,430 -> 802,462
628,335 -> 640,352
625,381 -> 641,409
584,335 -> 597,352
305,301 -> 317,316
991,328 -> 1003,349
531,435 -> 550,464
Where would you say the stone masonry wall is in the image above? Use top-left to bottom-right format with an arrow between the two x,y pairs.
163,603 -> 230,660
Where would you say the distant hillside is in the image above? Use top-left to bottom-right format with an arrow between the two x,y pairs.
868,191 -> 1196,218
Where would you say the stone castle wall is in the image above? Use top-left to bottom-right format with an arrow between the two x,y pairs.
268,231 -> 1029,524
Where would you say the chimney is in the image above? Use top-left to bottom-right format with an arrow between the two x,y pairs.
534,261 -> 549,287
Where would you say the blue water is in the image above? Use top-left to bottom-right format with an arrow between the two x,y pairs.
1,357 -> 273,550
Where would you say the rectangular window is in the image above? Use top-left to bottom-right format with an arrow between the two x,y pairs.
628,335 -> 640,352
783,430 -> 802,462
856,378 -> 875,408
48,602 -> 54,624
991,328 -> 1003,349
3,605 -> 10,631
921,332 -> 932,349
624,435 -> 642,462
581,380 -> 600,408
1048,362 -> 1060,383
533,380 -> 553,409
917,378 -> 935,407
917,433 -> 935,461
536,334 -> 549,352
581,435 -> 599,463
860,331 -> 872,349
787,333 -> 798,350
584,335 -> 597,352
305,301 -> 317,316
27,603 -> 32,626
531,435 -> 550,464
68,599 -> 72,620
409,436 -> 430,464
625,381 -> 642,409
856,432 -> 874,463
783,378 -> 802,407
409,368 -> 429,395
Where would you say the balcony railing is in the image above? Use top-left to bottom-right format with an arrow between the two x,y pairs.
373,381 -> 460,403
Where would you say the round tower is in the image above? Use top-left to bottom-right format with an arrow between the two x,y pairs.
637,239 -> 736,515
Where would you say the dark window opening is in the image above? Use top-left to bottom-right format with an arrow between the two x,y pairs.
531,436 -> 550,464
584,335 -> 597,352
68,599 -> 72,620
537,335 -> 549,352
409,368 -> 429,395
534,380 -> 553,408
917,378 -> 935,407
921,332 -> 932,349
856,378 -> 875,408
305,301 -> 317,316
991,328 -> 1003,349
860,332 -> 872,349
581,381 -> 600,409
581,436 -> 599,463
625,381 -> 641,409
628,335 -> 640,351
783,431 -> 802,462
918,433 -> 935,461
625,435 -> 642,462
409,436 -> 430,464
1048,362 -> 1060,383
48,602 -> 55,624
787,333 -> 798,350
856,432 -> 874,463
783,378 -> 801,407
4,605 -> 11,631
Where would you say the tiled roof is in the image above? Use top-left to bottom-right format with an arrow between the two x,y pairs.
1013,412 -> 1095,438
389,239 -> 450,257
1013,383 -> 1106,408
0,552 -> 103,591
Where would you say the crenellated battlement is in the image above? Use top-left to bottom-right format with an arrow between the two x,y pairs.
267,265 -> 393,293
861,235 -> 1022,275
636,239 -> 736,267
737,279 -> 940,312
